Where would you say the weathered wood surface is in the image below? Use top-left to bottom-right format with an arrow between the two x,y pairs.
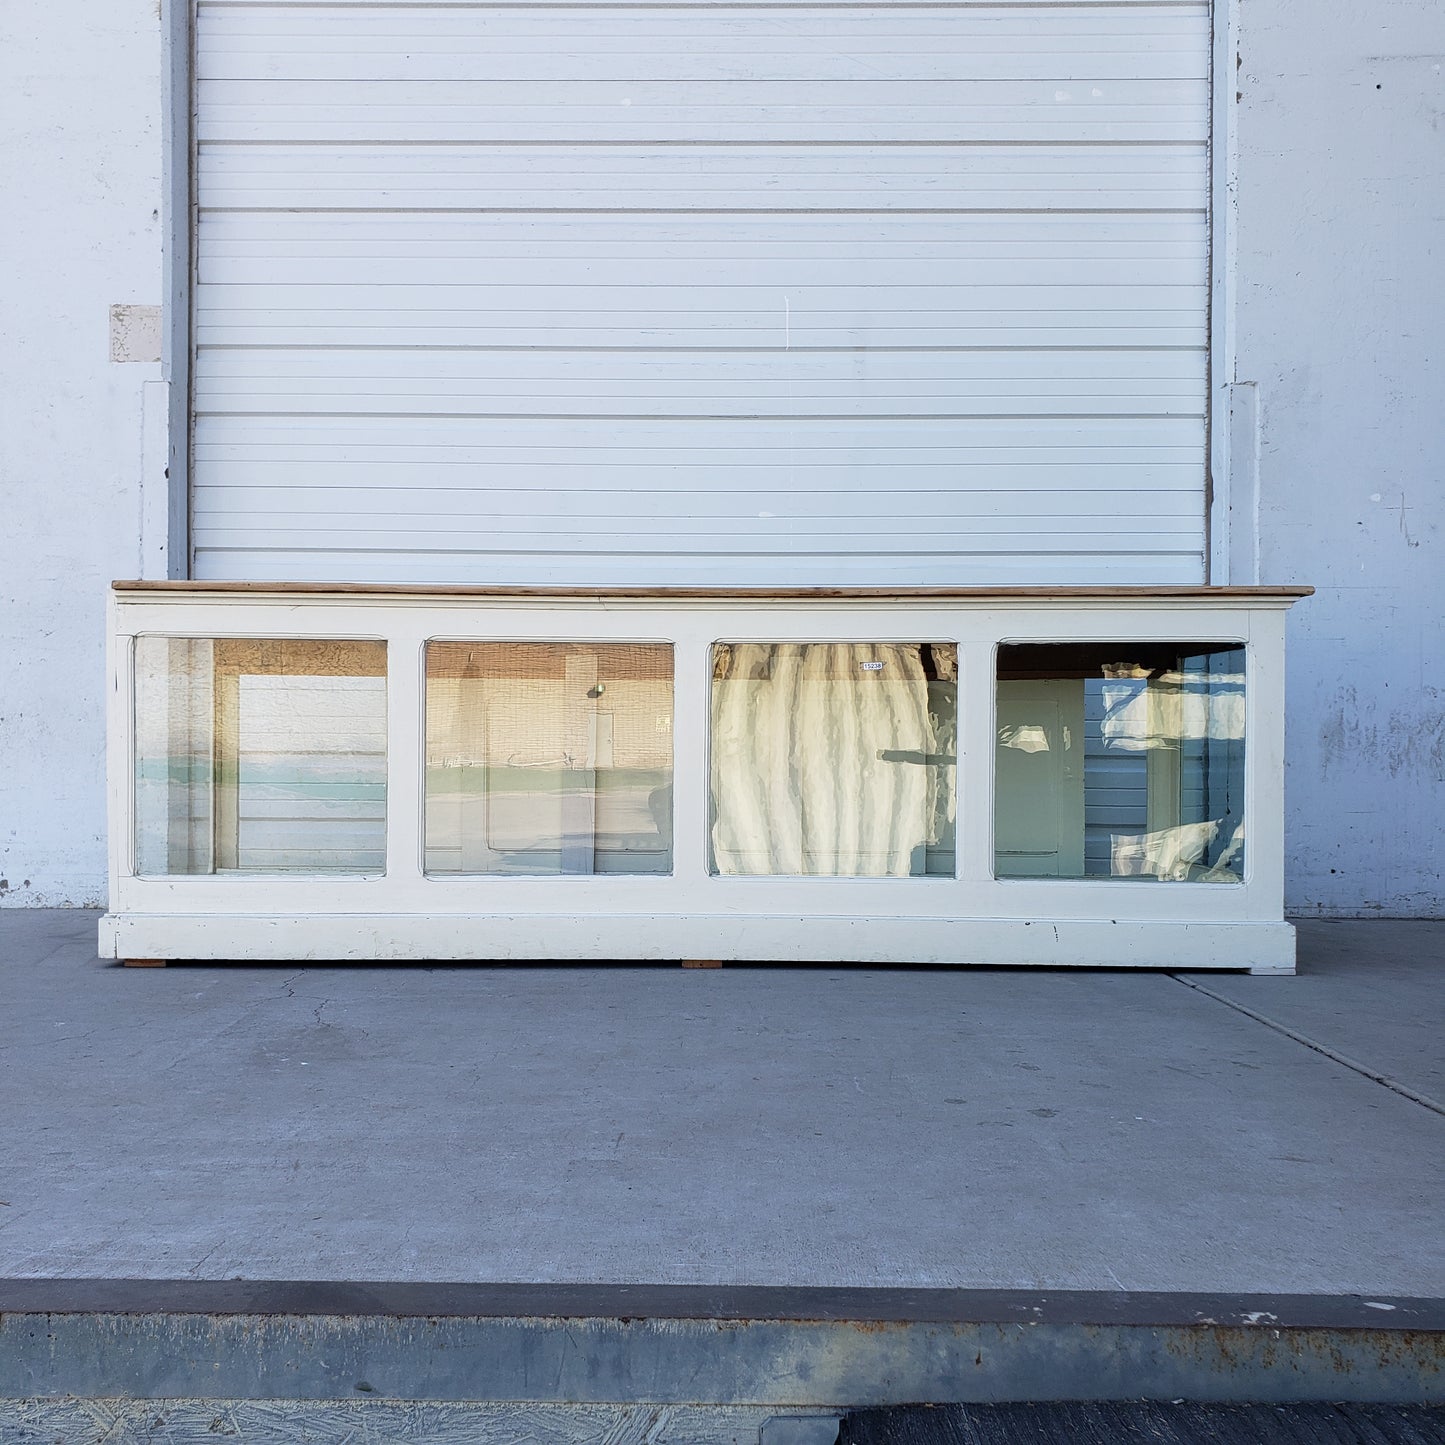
0,1400 -> 791,1444
12,1399 -> 1445,1444
113,581 -> 1314,601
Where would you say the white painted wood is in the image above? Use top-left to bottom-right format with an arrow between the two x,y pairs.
105,596 -> 131,901
192,0 -> 1213,587
955,640 -> 995,884
103,587 -> 1302,970
100,911 -> 1299,972
386,624 -> 428,881
1242,608 -> 1287,918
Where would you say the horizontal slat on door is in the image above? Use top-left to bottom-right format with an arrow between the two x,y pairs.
197,10 -> 1209,85
199,291 -> 1205,333
206,0 -> 1195,7
195,410 -> 1199,448
195,460 -> 1205,492
199,316 -> 1205,349
192,410 -> 1206,575
198,210 -> 1207,254
196,212 -> 1208,349
195,347 -> 1207,419
195,482 -> 1207,520
197,551 -> 1207,587
205,532 -> 1207,559
199,144 -> 1208,213
200,513 -> 1205,540
202,259 -> 1203,286
193,0 -> 1212,586
200,81 -> 1205,145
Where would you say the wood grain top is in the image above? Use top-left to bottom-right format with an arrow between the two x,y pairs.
113,581 -> 1314,602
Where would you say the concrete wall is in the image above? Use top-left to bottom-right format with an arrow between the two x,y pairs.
0,0 -> 163,906
1235,0 -> 1444,915
0,0 -> 1439,915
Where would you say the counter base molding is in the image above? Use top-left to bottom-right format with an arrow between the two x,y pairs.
101,914 -> 1298,974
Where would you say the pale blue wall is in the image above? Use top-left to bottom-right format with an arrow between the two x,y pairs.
0,0 -> 1439,914
1235,0 -> 1444,915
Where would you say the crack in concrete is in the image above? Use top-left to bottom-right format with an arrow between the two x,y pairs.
186,1242 -> 223,1279
1169,974 -> 1445,1119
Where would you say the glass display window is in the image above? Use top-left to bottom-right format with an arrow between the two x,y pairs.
995,642 -> 1246,883
425,641 -> 674,876
709,642 -> 957,877
133,637 -> 387,875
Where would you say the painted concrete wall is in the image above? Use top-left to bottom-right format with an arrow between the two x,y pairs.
0,0 -> 1439,914
0,0 -> 163,906
1234,0 -> 1444,915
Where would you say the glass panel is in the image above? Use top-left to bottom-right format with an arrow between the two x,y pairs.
710,643 -> 957,877
134,637 -> 387,875
425,642 -> 673,875
995,643 -> 1245,883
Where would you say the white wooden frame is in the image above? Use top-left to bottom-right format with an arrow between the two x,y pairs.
101,584 -> 1309,972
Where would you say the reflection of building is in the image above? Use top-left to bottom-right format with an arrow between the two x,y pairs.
135,639 -> 388,874
426,643 -> 675,875
427,644 -> 673,774
4,0 -> 1442,921
996,645 -> 1246,884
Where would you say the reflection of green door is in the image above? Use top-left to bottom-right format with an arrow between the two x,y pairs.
995,679 -> 1085,878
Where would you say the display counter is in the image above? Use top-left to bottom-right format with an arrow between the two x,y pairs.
101,582 -> 1310,971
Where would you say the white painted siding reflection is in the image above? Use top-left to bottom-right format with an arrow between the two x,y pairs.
132,637 -> 387,875
233,674 -> 386,871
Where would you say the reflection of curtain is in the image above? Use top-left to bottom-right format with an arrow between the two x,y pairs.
1100,668 -> 1245,751
711,643 -> 951,876
1111,820 -> 1219,880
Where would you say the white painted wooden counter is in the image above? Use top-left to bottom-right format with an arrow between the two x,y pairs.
101,583 -> 1309,971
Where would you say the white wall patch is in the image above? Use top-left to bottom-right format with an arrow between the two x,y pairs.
109,303 -> 162,363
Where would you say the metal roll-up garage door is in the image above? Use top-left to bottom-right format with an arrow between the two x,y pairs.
191,0 -> 1211,585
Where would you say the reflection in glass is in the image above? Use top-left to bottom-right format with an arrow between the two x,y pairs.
995,643 -> 1245,883
710,643 -> 956,877
133,637 -> 387,875
425,643 -> 673,875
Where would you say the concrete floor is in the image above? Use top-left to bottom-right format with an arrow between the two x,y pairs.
1,910 -> 1441,1293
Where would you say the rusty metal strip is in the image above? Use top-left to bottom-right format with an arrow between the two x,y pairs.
1,1280 -> 1441,1328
